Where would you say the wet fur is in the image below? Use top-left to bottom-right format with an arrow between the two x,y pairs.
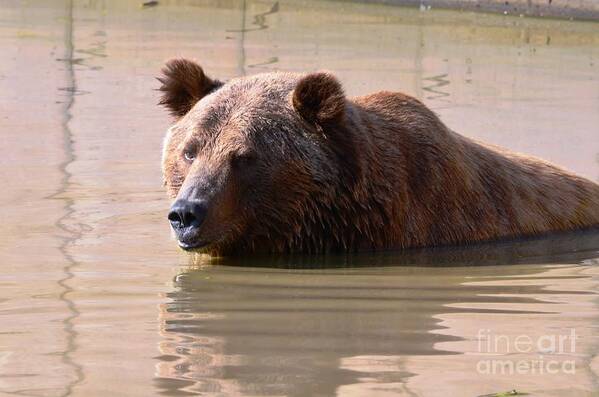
159,59 -> 599,255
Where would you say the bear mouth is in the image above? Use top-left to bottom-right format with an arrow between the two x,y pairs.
177,239 -> 210,251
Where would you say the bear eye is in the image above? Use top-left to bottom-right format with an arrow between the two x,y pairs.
231,152 -> 257,168
183,149 -> 196,163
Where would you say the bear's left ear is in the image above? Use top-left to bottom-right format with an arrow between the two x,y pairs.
292,72 -> 345,127
293,72 -> 363,183
157,58 -> 222,118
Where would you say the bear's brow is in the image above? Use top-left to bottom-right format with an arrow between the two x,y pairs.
196,94 -> 247,135
197,110 -> 223,133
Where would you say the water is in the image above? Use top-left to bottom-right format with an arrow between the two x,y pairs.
1,1 -> 599,396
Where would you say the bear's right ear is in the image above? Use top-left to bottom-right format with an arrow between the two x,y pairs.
157,58 -> 222,118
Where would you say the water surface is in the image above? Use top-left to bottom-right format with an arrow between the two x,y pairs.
1,1 -> 599,396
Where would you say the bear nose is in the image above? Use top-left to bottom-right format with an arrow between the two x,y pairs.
168,199 -> 207,230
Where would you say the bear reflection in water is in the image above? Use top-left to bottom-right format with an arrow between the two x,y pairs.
154,232 -> 599,396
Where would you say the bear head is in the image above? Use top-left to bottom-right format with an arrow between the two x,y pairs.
158,58 -> 362,255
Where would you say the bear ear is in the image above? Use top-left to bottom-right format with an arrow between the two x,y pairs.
293,72 -> 362,184
157,58 -> 222,118
292,72 -> 345,126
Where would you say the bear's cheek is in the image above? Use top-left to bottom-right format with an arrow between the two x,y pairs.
163,158 -> 190,198
197,190 -> 246,243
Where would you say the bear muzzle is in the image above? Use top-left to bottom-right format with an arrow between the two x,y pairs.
168,198 -> 209,250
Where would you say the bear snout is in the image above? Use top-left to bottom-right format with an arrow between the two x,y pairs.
168,198 -> 208,250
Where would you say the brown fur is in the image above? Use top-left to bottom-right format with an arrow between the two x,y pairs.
158,59 -> 599,255
157,58 -> 222,118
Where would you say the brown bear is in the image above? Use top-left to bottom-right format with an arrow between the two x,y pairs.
158,58 -> 599,256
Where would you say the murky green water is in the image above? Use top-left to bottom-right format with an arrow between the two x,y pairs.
1,1 -> 599,396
